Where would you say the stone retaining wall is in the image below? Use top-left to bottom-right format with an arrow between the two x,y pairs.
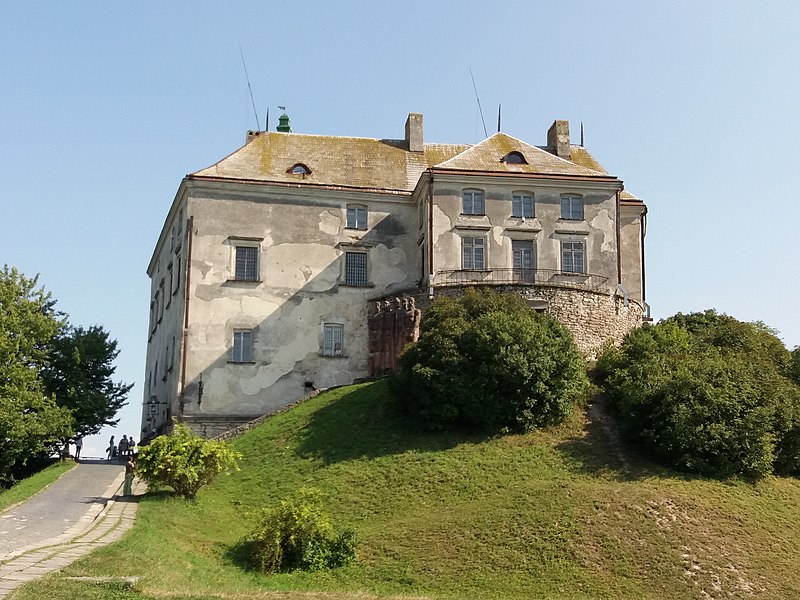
372,284 -> 643,358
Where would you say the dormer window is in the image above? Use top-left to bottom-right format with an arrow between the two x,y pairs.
288,163 -> 311,175
501,151 -> 527,165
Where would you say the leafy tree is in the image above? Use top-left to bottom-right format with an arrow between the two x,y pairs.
241,487 -> 357,573
393,288 -> 587,433
0,266 -> 73,485
598,310 -> 800,479
135,422 -> 241,499
40,325 -> 132,436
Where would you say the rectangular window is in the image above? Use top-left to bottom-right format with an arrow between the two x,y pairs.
166,264 -> 173,307
172,255 -> 181,295
344,252 -> 368,286
561,240 -> 585,274
462,190 -> 485,215
346,205 -> 367,229
322,324 -> 344,357
235,246 -> 259,281
462,237 -> 486,270
231,330 -> 253,363
560,195 -> 583,220
512,240 -> 535,282
512,193 -> 534,218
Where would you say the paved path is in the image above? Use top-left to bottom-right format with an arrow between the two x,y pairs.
0,460 -> 144,598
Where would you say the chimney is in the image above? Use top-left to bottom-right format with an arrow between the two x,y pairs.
246,130 -> 262,143
405,113 -> 423,152
547,120 -> 571,160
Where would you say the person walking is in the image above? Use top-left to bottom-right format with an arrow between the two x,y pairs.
107,435 -> 116,461
123,455 -> 135,496
74,435 -> 83,460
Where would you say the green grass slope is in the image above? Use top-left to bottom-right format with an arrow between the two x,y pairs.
13,380 -> 800,600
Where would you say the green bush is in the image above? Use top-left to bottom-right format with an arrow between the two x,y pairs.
242,487 -> 356,573
136,422 -> 241,499
393,289 -> 588,433
598,310 -> 800,479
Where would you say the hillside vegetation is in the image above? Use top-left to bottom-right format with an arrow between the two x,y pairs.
13,380 -> 800,600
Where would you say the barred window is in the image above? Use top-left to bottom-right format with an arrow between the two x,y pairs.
344,252 -> 368,286
462,237 -> 485,270
561,240 -> 585,274
231,330 -> 253,363
322,323 -> 344,357
235,246 -> 259,281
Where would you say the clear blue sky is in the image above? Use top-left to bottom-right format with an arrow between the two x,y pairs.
2,2 -> 799,455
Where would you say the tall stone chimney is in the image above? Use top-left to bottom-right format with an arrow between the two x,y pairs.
405,113 -> 423,152
547,120 -> 571,160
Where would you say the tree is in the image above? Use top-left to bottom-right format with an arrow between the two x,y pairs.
598,310 -> 800,479
40,325 -> 132,436
0,266 -> 73,485
135,423 -> 241,499
393,288 -> 588,433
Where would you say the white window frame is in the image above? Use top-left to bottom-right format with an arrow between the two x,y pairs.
561,240 -> 586,274
462,236 -> 486,270
322,323 -> 344,357
346,204 -> 368,230
512,192 -> 534,218
560,194 -> 584,220
344,251 -> 369,286
462,189 -> 485,215
231,329 -> 253,363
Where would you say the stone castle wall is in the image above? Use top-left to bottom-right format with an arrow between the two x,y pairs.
372,285 -> 643,359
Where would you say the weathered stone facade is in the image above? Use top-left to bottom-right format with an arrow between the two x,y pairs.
141,113 -> 648,440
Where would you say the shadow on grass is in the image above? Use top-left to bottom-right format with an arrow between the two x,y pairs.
295,379 -> 489,464
555,393 -> 667,482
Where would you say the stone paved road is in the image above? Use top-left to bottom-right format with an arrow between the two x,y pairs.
0,460 -> 143,598
0,460 -> 123,559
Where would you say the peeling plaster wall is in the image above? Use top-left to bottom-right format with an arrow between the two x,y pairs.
430,177 -> 620,288
619,204 -> 646,303
178,185 -> 418,422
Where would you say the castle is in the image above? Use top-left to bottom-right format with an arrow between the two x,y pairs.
141,113 -> 648,439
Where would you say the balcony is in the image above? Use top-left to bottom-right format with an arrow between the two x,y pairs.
432,268 -> 609,292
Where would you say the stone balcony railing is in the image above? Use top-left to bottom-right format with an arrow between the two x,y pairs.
432,268 -> 609,292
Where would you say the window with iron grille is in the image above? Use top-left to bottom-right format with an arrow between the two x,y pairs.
322,323 -> 344,357
462,189 -> 485,215
560,194 -> 584,220
462,236 -> 486,270
235,246 -> 259,281
346,205 -> 367,230
512,193 -> 534,218
561,240 -> 585,274
344,252 -> 368,286
231,330 -> 253,363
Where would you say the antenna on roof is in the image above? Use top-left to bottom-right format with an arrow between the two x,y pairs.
265,107 -> 269,132
469,68 -> 488,138
239,44 -> 261,131
497,104 -> 501,132
580,122 -> 585,146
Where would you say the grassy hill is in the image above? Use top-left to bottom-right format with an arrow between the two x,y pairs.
13,380 -> 800,600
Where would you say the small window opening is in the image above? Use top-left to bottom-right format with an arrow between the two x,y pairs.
501,151 -> 527,165
288,163 -> 311,175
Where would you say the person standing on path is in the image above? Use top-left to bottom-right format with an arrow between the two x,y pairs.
107,435 -> 115,461
123,455 -> 135,496
74,435 -> 83,460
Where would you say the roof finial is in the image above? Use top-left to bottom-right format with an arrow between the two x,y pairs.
580,122 -> 585,147
497,104 -> 501,133
277,106 -> 291,133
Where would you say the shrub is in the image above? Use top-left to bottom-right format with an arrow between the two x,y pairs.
242,487 -> 356,573
393,288 -> 588,433
135,422 -> 241,499
598,310 -> 800,479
